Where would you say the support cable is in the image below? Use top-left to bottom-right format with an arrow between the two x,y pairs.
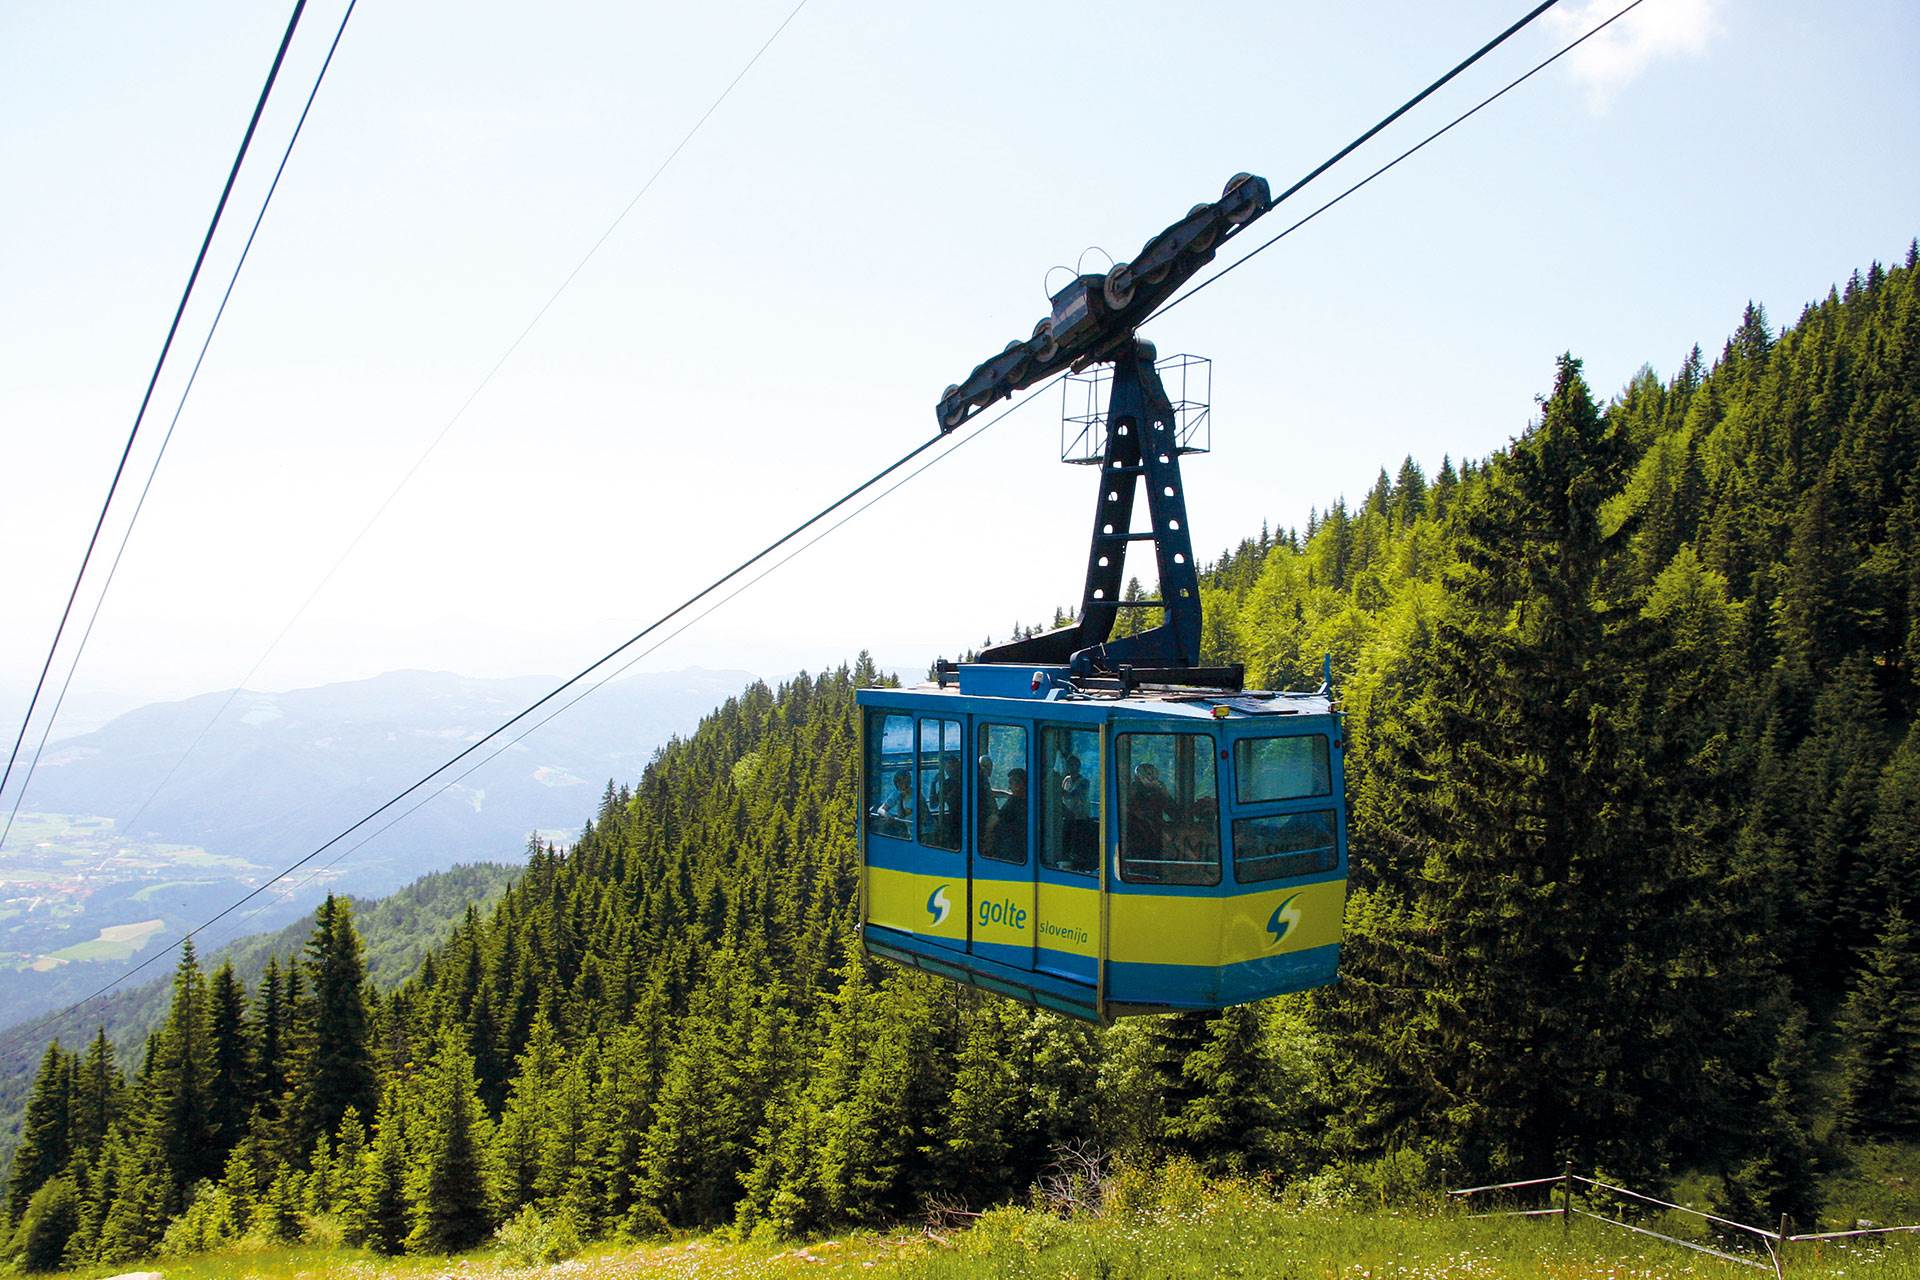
1264,0 -> 1558,213
0,378 -> 1049,1058
196,376 -> 1047,957
0,0 -> 310,808
0,0 -> 362,854
102,0 -> 811,852
1,0 -> 1645,1047
1147,0 -> 1647,325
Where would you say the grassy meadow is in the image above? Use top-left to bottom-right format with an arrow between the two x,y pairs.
24,1176 -> 1919,1280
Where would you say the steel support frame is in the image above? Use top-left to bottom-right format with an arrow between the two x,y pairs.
980,339 -> 1202,675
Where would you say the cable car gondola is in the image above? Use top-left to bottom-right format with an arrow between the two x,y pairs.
859,174 -> 1347,1021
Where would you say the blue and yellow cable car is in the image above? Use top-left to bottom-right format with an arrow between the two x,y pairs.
858,673 -> 1346,1022
859,172 -> 1347,1020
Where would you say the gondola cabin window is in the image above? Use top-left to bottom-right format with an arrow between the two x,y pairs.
1233,734 -> 1331,803
977,723 -> 1029,864
919,717 -> 964,851
1038,725 -> 1100,875
1233,811 -> 1338,883
866,712 -> 915,839
1117,732 -> 1221,885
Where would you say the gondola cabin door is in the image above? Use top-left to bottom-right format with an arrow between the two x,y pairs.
969,720 -> 1036,975
1032,721 -> 1101,988
863,707 -> 967,954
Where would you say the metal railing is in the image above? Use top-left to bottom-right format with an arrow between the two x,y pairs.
1449,1163 -> 1920,1278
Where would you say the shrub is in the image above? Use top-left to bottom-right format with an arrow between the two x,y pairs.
16,1176 -> 79,1273
494,1204 -> 583,1266
159,1182 -> 244,1258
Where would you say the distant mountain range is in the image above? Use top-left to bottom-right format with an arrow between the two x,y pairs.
20,666 -> 755,893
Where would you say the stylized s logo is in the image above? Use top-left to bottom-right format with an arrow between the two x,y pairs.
927,884 -> 951,928
1267,893 -> 1303,947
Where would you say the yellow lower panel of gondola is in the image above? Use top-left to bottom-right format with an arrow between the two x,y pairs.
1108,878 -> 1346,967
867,867 -> 1345,968
865,866 -> 969,944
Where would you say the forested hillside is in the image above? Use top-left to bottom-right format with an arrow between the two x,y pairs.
4,248 -> 1916,1271
0,863 -> 516,1164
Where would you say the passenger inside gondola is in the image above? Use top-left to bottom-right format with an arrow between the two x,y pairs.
986,767 -> 1028,861
1040,730 -> 1101,874
927,753 -> 963,848
1128,761 -> 1173,850
1118,734 -> 1220,885
872,769 -> 913,837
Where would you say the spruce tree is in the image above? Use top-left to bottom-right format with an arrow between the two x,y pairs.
941,998 -> 1020,1204
405,1028 -> 492,1253
294,895 -> 378,1154
206,960 -> 251,1162
252,956 -> 288,1119
1164,1004 -> 1280,1175
1836,905 -> 1920,1137
15,1176 -> 79,1272
69,1030 -> 119,1162
152,939 -> 217,1211
6,1042 -> 73,1223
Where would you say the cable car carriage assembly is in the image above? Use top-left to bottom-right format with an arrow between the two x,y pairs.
858,174 -> 1349,1022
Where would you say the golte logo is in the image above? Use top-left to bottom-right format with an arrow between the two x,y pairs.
1266,893 -> 1303,947
927,885 -> 952,928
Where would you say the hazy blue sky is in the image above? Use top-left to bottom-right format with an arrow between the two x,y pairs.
4,0 -> 1917,720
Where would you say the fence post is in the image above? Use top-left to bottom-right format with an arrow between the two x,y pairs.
1777,1214 -> 1791,1278
1562,1159 -> 1574,1237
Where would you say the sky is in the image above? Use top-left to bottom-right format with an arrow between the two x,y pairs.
3,0 -> 1918,731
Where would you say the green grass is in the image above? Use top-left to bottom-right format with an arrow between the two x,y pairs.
41,919 -> 166,966
29,1193 -> 1920,1280
130,878 -> 223,902
1824,1142 -> 1920,1228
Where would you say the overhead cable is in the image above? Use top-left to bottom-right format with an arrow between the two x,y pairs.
0,0 -> 362,854
195,376 -> 1054,958
1148,0 -> 1649,324
104,0 -> 812,852
0,0 -> 311,809
3,0 -> 1644,1049
0,379 -> 1045,1059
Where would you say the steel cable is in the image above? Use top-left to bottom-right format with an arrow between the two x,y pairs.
100,0 -> 812,856
190,376 -> 1057,959
0,379 -> 1048,1058
1147,0 -> 1649,325
0,0 -> 1650,1049
0,0 -> 362,855
0,0 -> 311,808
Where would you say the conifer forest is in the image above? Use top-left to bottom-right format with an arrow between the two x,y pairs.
3,250 -> 1918,1271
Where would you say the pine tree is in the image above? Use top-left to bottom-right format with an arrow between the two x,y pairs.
405,1028 -> 492,1253
1164,1004 -> 1280,1175
293,895 -> 377,1154
152,939 -> 217,1212
69,1030 -> 119,1161
6,1042 -> 73,1223
206,960 -> 251,1163
1836,905 -> 1920,1137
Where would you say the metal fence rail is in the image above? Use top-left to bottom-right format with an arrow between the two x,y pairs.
1569,1207 -> 1769,1271
1448,1163 -> 1920,1277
